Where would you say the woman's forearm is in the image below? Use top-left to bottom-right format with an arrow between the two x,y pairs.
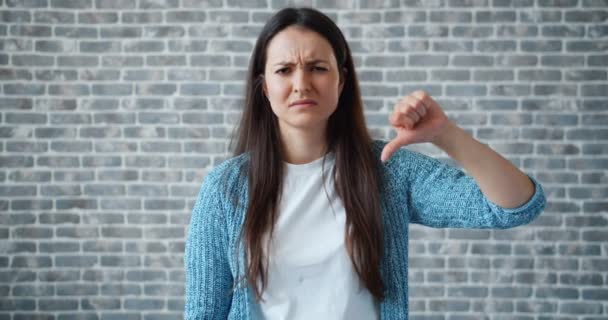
431,121 -> 536,209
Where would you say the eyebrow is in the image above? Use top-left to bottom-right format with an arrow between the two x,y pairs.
273,59 -> 329,66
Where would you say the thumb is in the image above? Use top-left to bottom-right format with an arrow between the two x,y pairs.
380,138 -> 403,163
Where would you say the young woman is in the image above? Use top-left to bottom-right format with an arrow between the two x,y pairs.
184,7 -> 547,320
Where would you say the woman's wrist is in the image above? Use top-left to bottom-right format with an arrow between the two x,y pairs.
430,120 -> 461,151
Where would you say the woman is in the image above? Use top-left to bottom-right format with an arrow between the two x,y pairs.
184,7 -> 546,320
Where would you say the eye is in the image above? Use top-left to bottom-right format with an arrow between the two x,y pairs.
312,66 -> 327,72
275,68 -> 289,74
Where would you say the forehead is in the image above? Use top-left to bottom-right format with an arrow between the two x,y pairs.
265,26 -> 336,64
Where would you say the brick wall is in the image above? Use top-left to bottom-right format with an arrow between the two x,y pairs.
1,0 -> 607,319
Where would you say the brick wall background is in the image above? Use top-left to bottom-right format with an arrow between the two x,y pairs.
1,0 -> 607,319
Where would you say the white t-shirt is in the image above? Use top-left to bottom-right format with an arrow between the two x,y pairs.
259,152 -> 379,320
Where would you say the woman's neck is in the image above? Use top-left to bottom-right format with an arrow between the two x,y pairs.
279,125 -> 328,165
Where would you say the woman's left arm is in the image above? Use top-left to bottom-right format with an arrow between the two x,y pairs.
381,90 -> 536,209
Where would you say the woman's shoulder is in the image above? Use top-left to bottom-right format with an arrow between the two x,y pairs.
205,153 -> 249,186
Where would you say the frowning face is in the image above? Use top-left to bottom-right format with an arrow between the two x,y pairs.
262,26 -> 344,135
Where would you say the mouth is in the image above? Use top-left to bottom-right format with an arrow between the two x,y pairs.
289,99 -> 318,108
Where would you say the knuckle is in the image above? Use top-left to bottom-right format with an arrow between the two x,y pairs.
414,90 -> 427,97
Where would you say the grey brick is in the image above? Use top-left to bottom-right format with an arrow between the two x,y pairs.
582,258 -> 608,272
477,40 -> 516,52
101,227 -> 142,239
13,312 -> 55,320
542,54 -> 585,67
566,70 -> 607,81
565,10 -> 608,22
559,302 -> 603,314
56,226 -> 99,238
81,298 -> 121,310
487,258 -> 530,271
142,171 -> 182,182
581,172 -> 608,183
124,126 -> 165,138
521,40 -> 562,52
560,274 -> 603,286
56,199 -> 97,210
520,10 -> 562,23
139,0 -> 179,8
102,55 -> 143,67
100,255 -> 140,267
1,242 -> 36,254
50,113 -> 92,124
124,156 -> 166,168
82,241 -> 122,252
2,10 -> 31,23
542,25 -> 585,37
125,242 -> 166,254
79,11 -> 119,23
567,40 -> 608,52
12,285 -> 55,297
581,84 -> 608,96
516,300 -> 558,313
12,226 -> 53,240
180,83 -> 221,95
57,312 -> 99,320
101,312 -> 142,320
583,201 -> 608,213
582,289 -> 608,300
11,256 -> 52,268
452,54 -> 493,66
496,25 -> 538,37
429,300 -> 469,312
39,242 -> 79,253
206,10 -> 248,23
448,286 -> 488,298
55,26 -> 97,38
432,40 -> 472,52
39,270 -> 79,282
0,299 -> 36,311
143,283 -> 183,295
56,284 -> 98,296
518,69 -> 561,81
50,141 -> 92,152
83,269 -> 124,282
446,84 -> 486,96
143,227 -> 184,239
82,155 -> 122,168
476,10 -> 516,22
79,41 -> 121,54
384,10 -> 427,23
38,299 -> 79,312
144,256 -> 182,268
491,287 -> 532,298
126,270 -> 166,282
409,25 -> 449,38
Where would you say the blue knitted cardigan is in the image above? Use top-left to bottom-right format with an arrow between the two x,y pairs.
185,139 -> 547,319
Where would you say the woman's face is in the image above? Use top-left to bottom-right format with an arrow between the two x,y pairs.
262,26 -> 344,134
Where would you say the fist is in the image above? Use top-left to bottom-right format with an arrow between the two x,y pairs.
380,90 -> 450,162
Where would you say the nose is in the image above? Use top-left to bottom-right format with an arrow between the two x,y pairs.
292,68 -> 311,93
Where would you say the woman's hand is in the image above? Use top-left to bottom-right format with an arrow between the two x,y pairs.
380,90 -> 452,162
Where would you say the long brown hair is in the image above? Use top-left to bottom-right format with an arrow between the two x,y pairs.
230,7 -> 384,302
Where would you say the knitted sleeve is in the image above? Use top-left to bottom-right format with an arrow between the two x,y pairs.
184,167 -> 233,319
390,147 -> 546,229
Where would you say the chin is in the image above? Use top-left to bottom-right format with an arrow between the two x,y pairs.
284,117 -> 329,130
